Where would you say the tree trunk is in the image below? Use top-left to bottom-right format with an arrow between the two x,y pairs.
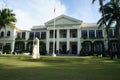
117,27 -> 120,58
106,29 -> 112,59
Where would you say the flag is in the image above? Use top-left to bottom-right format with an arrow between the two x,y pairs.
54,8 -> 55,13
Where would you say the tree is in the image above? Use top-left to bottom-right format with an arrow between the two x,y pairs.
0,8 -> 17,53
92,0 -> 120,58
92,0 -> 110,57
98,0 -> 120,58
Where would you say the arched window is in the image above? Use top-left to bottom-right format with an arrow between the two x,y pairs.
1,31 -> 4,37
94,43 -> 102,52
7,31 -> 11,36
84,42 -> 91,52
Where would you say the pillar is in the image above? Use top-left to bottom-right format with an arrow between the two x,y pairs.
56,29 -> 59,54
67,29 -> 70,51
46,30 -> 50,54
77,29 -> 80,55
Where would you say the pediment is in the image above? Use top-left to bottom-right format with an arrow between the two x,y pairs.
45,15 -> 82,26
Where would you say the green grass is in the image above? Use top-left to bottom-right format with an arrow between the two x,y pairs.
0,54 -> 120,80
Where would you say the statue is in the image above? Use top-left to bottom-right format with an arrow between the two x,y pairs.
32,37 -> 40,59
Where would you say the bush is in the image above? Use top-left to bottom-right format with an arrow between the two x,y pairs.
80,41 -> 93,56
93,40 -> 105,56
14,41 -> 25,52
3,45 -> 11,54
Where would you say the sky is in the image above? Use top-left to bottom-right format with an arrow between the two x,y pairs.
0,0 -> 105,30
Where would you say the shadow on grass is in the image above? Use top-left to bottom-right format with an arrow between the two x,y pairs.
0,55 -> 120,80
0,63 -> 120,80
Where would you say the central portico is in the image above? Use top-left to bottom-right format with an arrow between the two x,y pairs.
45,15 -> 82,55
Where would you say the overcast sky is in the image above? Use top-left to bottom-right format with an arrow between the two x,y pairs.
0,0 -> 107,30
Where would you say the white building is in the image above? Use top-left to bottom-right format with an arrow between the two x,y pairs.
0,15 -> 118,55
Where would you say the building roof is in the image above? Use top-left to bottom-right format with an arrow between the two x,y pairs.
45,15 -> 82,26
81,23 -> 98,28
31,25 -> 46,30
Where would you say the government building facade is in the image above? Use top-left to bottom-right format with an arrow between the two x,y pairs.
0,15 -> 118,56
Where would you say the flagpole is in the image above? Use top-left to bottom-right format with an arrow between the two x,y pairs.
52,7 -> 56,57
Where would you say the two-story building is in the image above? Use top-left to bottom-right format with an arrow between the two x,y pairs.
0,15 -> 118,55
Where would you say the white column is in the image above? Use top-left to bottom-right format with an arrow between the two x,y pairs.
79,29 -> 82,55
46,30 -> 50,54
39,32 -> 41,39
12,29 -> 16,53
95,30 -> 96,38
27,32 -> 30,40
24,41 -> 27,51
56,29 -> 59,54
87,30 -> 89,38
77,29 -> 80,55
67,29 -> 70,51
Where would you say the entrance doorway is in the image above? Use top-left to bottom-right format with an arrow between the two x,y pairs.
62,44 -> 66,54
72,44 -> 77,54
70,42 -> 77,55
59,42 -> 67,54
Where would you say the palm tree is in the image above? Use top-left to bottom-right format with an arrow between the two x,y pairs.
92,0 -> 110,57
96,0 -> 120,58
0,8 -> 17,53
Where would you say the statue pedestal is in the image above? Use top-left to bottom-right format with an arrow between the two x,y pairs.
32,38 -> 40,59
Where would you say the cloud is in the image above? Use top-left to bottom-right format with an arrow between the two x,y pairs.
0,0 -> 66,30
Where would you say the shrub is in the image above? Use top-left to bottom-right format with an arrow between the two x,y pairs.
3,45 -> 11,54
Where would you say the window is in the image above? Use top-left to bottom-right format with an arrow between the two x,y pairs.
60,30 -> 66,38
41,32 -> 46,39
29,32 -> 34,39
113,29 -> 116,37
81,30 -> 87,39
63,33 -> 66,38
35,32 -> 40,38
109,29 -> 114,37
50,30 -> 53,38
89,30 -> 95,39
72,33 -> 77,38
1,31 -> 4,37
96,30 -> 103,38
17,32 -> 21,39
50,30 -> 56,38
22,32 -> 26,39
111,43 -> 117,52
7,31 -> 11,36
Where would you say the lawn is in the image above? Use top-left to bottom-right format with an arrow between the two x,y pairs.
0,54 -> 120,80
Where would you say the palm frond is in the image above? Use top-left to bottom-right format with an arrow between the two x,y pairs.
8,23 -> 16,29
92,0 -> 96,4
0,8 -> 16,30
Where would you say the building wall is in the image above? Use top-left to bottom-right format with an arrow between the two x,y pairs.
0,27 -> 16,52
